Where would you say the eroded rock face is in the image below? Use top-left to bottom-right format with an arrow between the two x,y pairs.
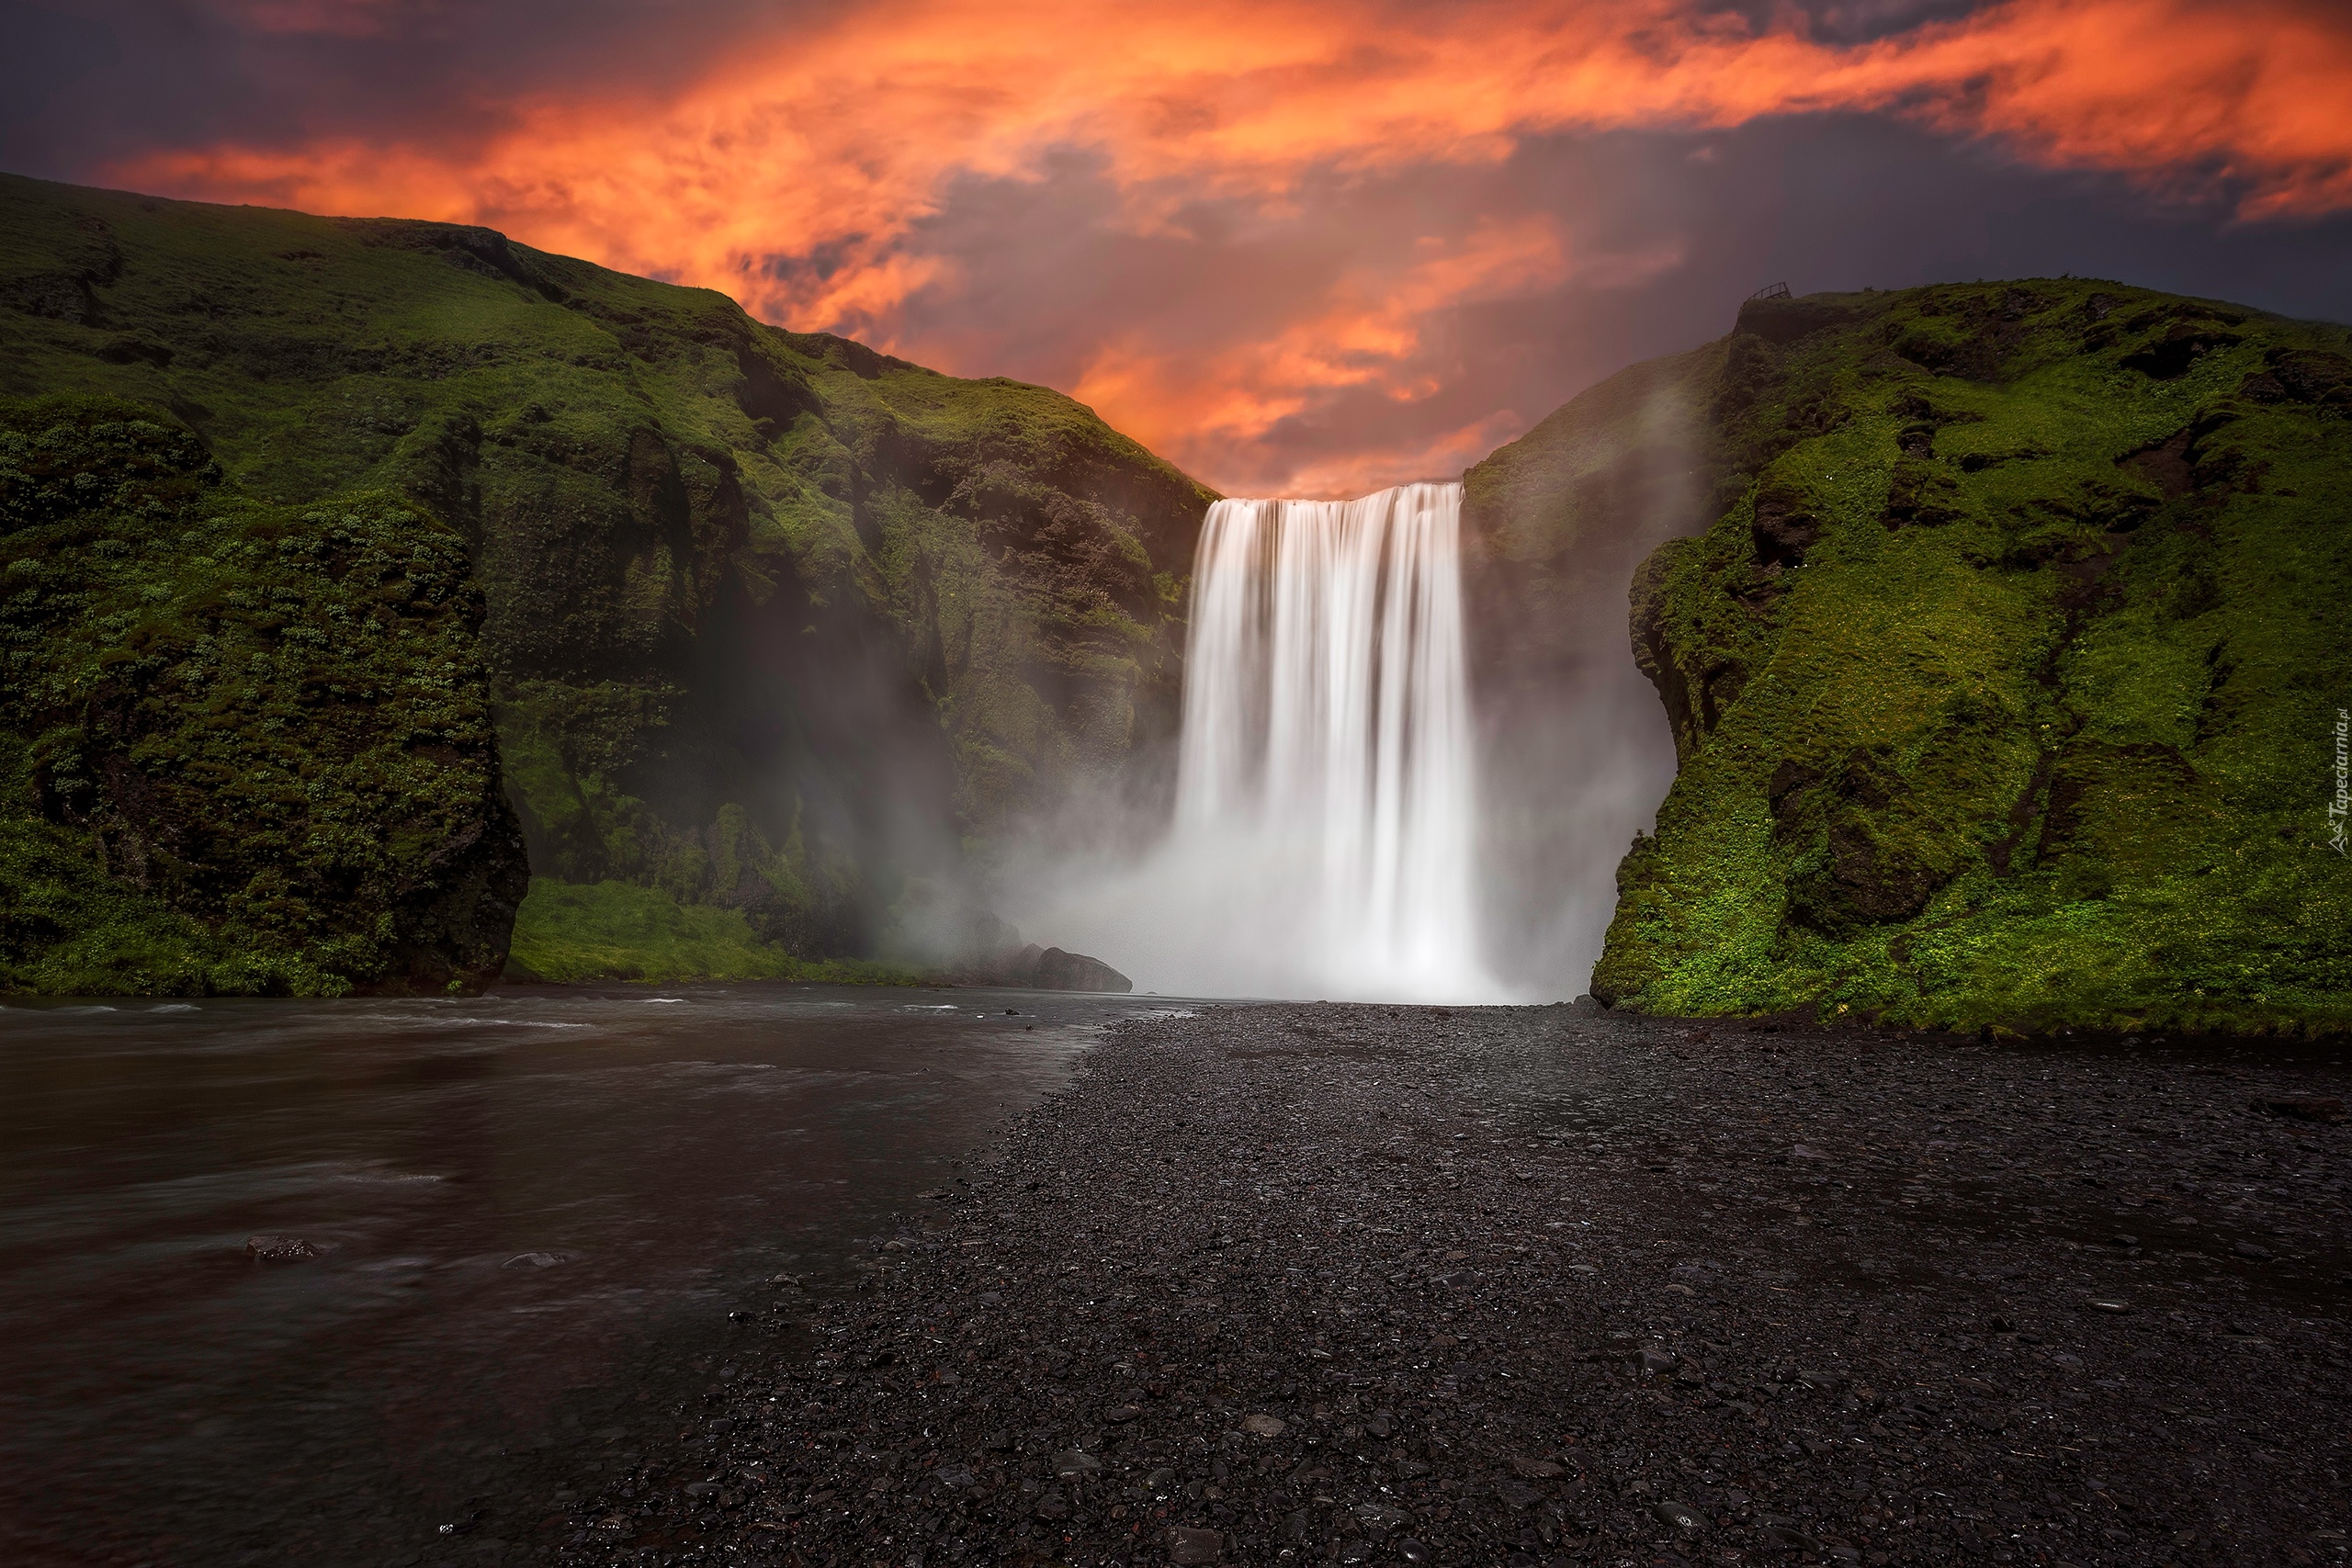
0,395 -> 527,997
1480,280 -> 2352,1035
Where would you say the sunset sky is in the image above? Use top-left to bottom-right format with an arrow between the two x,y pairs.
6,0 -> 2350,496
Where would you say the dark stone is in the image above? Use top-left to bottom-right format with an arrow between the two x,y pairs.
1164,1525 -> 1224,1563
1653,1499 -> 1703,1529
967,942 -> 1133,992
245,1235 -> 321,1263
1035,947 -> 1134,994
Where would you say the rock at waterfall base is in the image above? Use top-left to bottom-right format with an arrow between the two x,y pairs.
967,942 -> 1134,992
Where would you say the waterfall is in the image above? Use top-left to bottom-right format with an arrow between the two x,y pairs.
1168,482 -> 1490,998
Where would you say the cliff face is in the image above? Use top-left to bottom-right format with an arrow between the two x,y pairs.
1555,281 -> 2350,1035
0,175 -> 1215,986
1460,344 -> 1729,987
0,394 -> 525,994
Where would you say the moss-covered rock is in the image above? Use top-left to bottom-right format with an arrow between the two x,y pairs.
1478,280 -> 2352,1035
0,393 -> 526,994
0,175 -> 1215,982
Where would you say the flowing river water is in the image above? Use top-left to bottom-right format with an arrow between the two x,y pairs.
0,984 -> 1184,1565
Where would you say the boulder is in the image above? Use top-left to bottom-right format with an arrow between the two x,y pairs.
1034,948 -> 1134,993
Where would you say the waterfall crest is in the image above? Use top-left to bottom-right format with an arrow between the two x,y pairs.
1170,482 -> 1489,998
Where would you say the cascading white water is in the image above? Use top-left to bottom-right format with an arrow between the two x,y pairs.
1168,481 -> 1491,998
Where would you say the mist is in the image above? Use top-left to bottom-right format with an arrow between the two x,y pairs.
998,368 -> 1705,1000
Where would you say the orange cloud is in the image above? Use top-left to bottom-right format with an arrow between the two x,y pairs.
1068,217 -> 1684,492
113,0 -> 2352,492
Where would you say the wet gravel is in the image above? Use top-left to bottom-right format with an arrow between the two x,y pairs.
551,1004 -> 2351,1568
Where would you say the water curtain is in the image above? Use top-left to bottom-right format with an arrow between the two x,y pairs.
1173,482 -> 1486,996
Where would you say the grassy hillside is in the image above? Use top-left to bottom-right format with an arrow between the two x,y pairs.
1499,281 -> 2352,1035
0,393 -> 525,994
0,175 -> 1215,985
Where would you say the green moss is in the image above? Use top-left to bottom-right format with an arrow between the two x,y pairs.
0,173 -> 1216,984
1552,280 -> 2352,1036
506,878 -> 919,985
0,394 -> 526,994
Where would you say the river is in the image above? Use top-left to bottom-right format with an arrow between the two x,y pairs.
0,983 -> 1182,1565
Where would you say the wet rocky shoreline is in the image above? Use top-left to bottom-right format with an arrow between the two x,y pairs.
550,1004 -> 2350,1568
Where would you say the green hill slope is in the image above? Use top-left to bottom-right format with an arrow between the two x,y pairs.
1,393 -> 525,994
1477,281 -> 2352,1036
0,175 -> 1214,987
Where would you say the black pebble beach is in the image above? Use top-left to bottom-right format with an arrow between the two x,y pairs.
556,1005 -> 2351,1568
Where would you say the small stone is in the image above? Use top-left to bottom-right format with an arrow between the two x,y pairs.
1165,1524 -> 1224,1563
1034,1491 -> 1069,1520
244,1235 -> 319,1263
1653,1499 -> 1704,1530
1240,1413 -> 1286,1438
1050,1450 -> 1103,1478
1396,1541 -> 1432,1564
1105,1403 -> 1143,1423
1509,1456 -> 1564,1479
2233,1240 -> 2274,1260
2088,1299 -> 2132,1314
503,1251 -> 565,1269
1640,1348 -> 1680,1376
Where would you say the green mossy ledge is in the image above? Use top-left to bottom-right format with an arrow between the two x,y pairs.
1,394 -> 526,995
0,175 -> 1215,987
1480,280 -> 2351,1036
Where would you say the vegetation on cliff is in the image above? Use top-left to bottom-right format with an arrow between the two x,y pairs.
1480,280 -> 2351,1035
0,393 -> 525,994
0,175 -> 1214,986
